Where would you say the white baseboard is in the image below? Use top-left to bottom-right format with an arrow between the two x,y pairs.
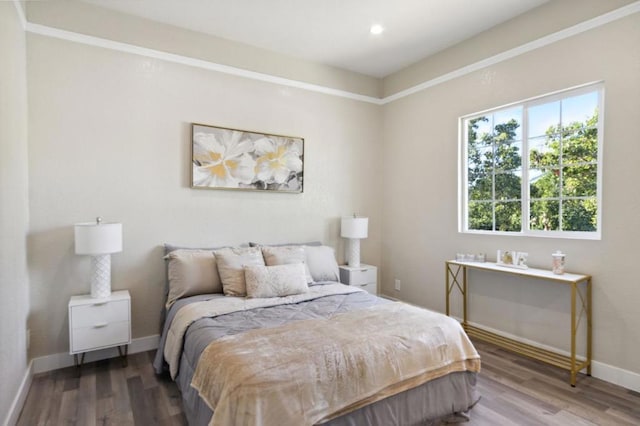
32,334 -> 159,374
591,360 -> 640,393
378,293 -> 399,301
3,361 -> 33,426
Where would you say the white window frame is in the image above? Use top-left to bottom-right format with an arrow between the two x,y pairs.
458,82 -> 604,240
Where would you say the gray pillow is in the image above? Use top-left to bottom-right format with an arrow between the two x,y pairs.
304,245 -> 340,282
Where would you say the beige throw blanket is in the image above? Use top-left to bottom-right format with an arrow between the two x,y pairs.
164,283 -> 364,378
191,302 -> 481,426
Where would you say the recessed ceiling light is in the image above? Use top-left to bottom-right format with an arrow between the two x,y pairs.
370,24 -> 384,35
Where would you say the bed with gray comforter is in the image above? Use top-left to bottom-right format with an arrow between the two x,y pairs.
153,283 -> 479,425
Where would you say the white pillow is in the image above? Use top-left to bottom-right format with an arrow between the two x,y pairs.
304,245 -> 340,282
164,249 -> 222,308
244,263 -> 309,298
214,247 -> 265,296
261,245 -> 313,283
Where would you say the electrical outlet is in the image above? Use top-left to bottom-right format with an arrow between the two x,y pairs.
394,279 -> 401,291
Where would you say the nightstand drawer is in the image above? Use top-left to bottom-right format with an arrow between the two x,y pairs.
71,321 -> 130,353
355,282 -> 377,294
70,299 -> 129,328
345,268 -> 376,285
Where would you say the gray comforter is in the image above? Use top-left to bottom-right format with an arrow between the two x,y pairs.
154,284 -> 479,425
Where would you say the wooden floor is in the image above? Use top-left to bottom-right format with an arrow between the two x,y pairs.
17,339 -> 640,425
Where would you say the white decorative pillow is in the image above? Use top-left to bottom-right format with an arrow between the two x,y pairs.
214,247 -> 265,296
261,245 -> 313,283
244,263 -> 309,298
304,245 -> 340,282
164,249 -> 222,308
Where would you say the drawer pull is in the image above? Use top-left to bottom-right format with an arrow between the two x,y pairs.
92,302 -> 108,306
93,322 -> 109,328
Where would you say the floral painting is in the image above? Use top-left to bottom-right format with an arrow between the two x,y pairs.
191,124 -> 304,193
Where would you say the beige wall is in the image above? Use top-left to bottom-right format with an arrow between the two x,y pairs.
26,34 -> 383,357
0,1 -> 30,421
25,1 -> 382,99
383,0 -> 637,97
381,14 -> 640,373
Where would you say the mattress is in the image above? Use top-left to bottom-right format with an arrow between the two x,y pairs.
153,284 -> 479,425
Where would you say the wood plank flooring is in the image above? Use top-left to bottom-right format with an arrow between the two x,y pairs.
17,340 -> 640,425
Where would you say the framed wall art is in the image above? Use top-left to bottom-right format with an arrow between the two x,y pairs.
191,123 -> 304,193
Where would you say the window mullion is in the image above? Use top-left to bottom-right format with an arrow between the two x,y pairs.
558,98 -> 564,231
521,106 -> 529,234
492,139 -> 496,231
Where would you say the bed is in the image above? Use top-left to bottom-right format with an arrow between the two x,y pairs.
153,244 -> 480,426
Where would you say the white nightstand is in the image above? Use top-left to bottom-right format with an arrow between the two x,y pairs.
339,264 -> 378,295
68,290 -> 131,368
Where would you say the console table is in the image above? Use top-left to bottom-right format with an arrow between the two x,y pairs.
445,260 -> 591,386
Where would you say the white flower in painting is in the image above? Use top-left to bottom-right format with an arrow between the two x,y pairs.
192,130 -> 256,188
253,137 -> 303,184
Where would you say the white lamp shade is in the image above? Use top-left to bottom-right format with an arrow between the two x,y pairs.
341,216 -> 368,239
75,222 -> 123,255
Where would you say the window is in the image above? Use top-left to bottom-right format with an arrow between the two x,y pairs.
460,83 -> 603,239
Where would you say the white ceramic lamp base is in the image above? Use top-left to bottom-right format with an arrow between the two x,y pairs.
90,254 -> 112,298
346,238 -> 361,267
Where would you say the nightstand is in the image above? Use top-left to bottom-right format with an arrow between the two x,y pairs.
68,290 -> 131,368
339,264 -> 377,295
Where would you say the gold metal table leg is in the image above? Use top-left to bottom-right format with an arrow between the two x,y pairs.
445,263 -> 450,316
587,278 -> 592,376
463,266 -> 468,328
445,262 -> 468,331
445,263 -> 466,320
570,282 -> 577,387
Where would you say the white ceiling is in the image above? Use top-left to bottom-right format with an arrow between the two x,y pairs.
81,0 -> 549,78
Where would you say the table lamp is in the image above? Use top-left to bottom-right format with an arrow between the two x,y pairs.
341,215 -> 368,267
74,217 -> 123,298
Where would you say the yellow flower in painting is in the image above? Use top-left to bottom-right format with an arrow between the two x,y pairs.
192,130 -> 256,188
254,137 -> 303,184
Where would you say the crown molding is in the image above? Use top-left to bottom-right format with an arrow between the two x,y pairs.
381,1 -> 640,104
21,1 -> 640,105
25,22 -> 383,105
